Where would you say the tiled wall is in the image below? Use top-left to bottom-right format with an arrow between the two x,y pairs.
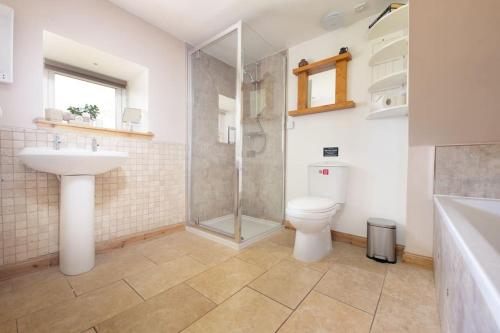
190,50 -> 236,222
241,52 -> 285,222
0,125 -> 186,266
434,144 -> 500,198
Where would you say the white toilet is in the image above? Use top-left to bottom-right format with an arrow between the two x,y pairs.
286,162 -> 348,262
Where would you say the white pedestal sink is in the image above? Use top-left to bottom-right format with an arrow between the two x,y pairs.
18,147 -> 128,275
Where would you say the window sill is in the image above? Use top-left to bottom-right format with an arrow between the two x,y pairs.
33,119 -> 154,140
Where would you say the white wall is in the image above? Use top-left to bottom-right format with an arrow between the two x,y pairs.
287,16 -> 409,244
405,146 -> 435,256
0,0 -> 186,143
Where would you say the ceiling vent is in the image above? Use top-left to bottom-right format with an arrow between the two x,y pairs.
321,11 -> 345,30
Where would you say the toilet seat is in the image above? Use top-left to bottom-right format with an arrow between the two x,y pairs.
287,196 -> 336,212
286,197 -> 338,219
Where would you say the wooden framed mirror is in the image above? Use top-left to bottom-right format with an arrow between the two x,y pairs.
288,52 -> 355,117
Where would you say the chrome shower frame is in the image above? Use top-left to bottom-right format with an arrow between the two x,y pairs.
185,21 -> 287,244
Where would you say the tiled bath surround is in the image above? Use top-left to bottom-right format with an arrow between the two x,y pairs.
434,144 -> 500,198
0,125 -> 186,266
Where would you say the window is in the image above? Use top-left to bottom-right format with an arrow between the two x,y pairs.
45,64 -> 127,129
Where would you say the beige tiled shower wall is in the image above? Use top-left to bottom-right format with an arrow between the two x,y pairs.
190,50 -> 236,222
434,144 -> 500,198
0,125 -> 186,266
241,52 -> 285,222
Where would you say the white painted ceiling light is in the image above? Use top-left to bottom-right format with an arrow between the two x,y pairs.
321,11 -> 345,30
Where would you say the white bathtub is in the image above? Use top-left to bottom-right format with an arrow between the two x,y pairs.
434,195 -> 500,331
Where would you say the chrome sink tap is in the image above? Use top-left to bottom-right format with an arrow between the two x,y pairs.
92,137 -> 99,152
53,134 -> 61,150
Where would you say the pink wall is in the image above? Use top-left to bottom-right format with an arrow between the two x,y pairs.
409,0 -> 500,146
0,0 -> 186,143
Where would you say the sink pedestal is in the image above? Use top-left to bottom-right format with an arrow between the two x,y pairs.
59,175 -> 95,275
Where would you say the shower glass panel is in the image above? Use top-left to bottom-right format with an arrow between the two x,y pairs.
188,22 -> 285,243
240,25 -> 286,239
189,28 -> 238,238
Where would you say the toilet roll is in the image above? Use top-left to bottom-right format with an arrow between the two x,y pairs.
374,95 -> 395,109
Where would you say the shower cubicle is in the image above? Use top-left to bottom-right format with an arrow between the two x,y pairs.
187,22 -> 286,248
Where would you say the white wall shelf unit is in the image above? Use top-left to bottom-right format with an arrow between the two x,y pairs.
367,4 -> 409,120
366,104 -> 408,120
368,4 -> 409,40
368,70 -> 407,92
368,36 -> 408,66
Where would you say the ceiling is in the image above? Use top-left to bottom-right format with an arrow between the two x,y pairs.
108,0 -> 394,50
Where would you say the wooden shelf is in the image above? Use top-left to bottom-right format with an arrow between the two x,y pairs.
368,70 -> 407,92
34,119 -> 154,140
368,4 -> 409,40
293,52 -> 351,76
288,101 -> 355,117
369,36 -> 408,66
366,104 -> 408,120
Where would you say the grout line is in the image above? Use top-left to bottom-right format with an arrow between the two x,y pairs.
182,257 -> 273,330
313,289 -> 374,316
273,267 -> 330,332
122,278 -> 146,301
64,277 -> 78,298
369,267 -> 388,332
246,285 -> 295,310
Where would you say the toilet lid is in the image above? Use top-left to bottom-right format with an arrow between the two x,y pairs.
287,197 -> 337,213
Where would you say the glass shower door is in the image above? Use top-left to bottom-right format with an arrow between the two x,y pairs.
239,25 -> 286,240
188,22 -> 286,243
188,26 -> 240,239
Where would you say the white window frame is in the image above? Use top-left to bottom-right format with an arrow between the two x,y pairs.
44,68 -> 127,129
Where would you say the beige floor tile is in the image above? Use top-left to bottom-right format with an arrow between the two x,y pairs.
0,279 -> 12,295
278,291 -> 372,333
187,257 -> 263,304
125,256 -> 208,299
8,267 -> 65,289
0,276 -> 74,323
266,229 -> 295,248
383,263 -> 436,306
67,250 -> 156,295
96,284 -> 215,333
237,241 -> 291,270
139,240 -> 188,265
17,280 -> 143,333
371,293 -> 440,333
188,242 -> 237,267
314,263 -> 384,314
329,242 -> 388,275
184,287 -> 291,333
0,320 -> 17,333
249,259 -> 323,309
81,329 -> 96,333
285,254 -> 333,273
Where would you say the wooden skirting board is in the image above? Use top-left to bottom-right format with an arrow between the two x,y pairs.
284,221 -> 435,268
402,251 -> 434,270
0,223 -> 185,281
